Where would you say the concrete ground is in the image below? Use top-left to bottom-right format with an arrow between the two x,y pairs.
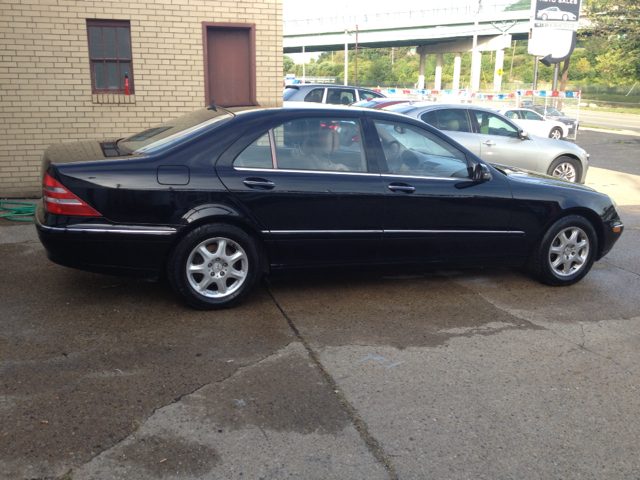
1,167 -> 639,480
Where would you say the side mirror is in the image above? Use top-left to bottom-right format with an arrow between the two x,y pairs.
518,130 -> 529,140
473,163 -> 492,183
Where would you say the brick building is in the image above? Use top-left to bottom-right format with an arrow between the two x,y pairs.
0,0 -> 283,197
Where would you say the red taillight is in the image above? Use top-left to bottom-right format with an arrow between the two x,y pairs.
43,173 -> 101,216
350,134 -> 359,143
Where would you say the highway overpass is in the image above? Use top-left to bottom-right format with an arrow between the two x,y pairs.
283,2 -> 532,91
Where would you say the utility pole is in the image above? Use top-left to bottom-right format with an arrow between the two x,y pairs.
344,30 -> 348,86
355,25 -> 358,87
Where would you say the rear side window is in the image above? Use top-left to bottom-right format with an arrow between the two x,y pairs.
233,132 -> 273,169
303,88 -> 324,103
326,89 -> 356,105
275,117 -> 367,172
436,109 -> 472,133
504,110 -> 521,120
420,110 -> 438,128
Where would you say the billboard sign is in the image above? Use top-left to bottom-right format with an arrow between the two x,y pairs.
529,0 -> 582,65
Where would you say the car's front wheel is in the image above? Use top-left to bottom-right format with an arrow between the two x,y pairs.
528,215 -> 597,286
167,224 -> 261,310
549,127 -> 563,140
548,156 -> 581,183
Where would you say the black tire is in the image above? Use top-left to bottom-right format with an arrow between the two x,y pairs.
547,156 -> 581,183
528,215 -> 597,286
549,127 -> 563,140
167,224 -> 261,310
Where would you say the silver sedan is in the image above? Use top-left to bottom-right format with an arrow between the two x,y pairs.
384,103 -> 589,183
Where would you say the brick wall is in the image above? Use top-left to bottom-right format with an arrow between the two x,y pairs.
0,0 -> 283,197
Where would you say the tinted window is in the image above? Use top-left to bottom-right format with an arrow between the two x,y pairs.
473,111 -> 519,138
274,118 -> 367,172
234,132 -> 273,168
436,109 -> 472,133
420,110 -> 438,127
304,88 -> 324,103
504,110 -> 522,120
374,120 -> 469,179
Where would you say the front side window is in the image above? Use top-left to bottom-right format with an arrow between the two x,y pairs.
374,120 -> 470,178
358,90 -> 383,101
523,111 -> 543,121
87,20 -> 133,94
473,111 -> 520,138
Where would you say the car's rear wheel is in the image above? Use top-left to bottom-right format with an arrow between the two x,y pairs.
528,215 -> 597,286
167,224 -> 261,310
548,156 -> 580,183
549,127 -> 563,140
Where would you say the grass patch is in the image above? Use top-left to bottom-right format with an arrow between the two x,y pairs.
581,124 -> 624,131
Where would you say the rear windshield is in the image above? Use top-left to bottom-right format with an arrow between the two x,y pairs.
118,108 -> 233,153
283,88 -> 299,100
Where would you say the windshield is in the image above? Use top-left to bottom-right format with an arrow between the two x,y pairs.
119,108 -> 233,153
283,88 -> 299,100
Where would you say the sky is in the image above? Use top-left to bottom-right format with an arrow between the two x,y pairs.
283,0 -> 483,22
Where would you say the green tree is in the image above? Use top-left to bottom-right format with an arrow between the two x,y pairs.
283,55 -> 295,74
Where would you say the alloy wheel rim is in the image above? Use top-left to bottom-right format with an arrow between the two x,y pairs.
552,162 -> 576,182
186,237 -> 248,298
548,226 -> 589,277
551,129 -> 562,139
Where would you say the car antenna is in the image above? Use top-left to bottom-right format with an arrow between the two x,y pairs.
207,99 -> 236,118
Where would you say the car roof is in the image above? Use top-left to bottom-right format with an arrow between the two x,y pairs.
284,84 -> 382,92
385,102 -> 498,115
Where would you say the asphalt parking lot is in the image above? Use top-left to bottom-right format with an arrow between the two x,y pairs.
1,133 -> 640,480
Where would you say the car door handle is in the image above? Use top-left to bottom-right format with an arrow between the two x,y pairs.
243,178 -> 275,189
482,140 -> 496,146
388,183 -> 415,193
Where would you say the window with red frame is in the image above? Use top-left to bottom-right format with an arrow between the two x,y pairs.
87,19 -> 134,94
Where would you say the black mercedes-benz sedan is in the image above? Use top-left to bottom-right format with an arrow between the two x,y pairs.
36,104 -> 624,310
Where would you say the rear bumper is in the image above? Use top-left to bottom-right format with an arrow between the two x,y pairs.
35,201 -> 177,280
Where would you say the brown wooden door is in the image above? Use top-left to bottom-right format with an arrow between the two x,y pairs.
205,26 -> 255,107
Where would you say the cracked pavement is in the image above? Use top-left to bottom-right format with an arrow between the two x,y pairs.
1,175 -> 640,479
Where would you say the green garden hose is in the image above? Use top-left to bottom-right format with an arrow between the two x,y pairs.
0,200 -> 37,222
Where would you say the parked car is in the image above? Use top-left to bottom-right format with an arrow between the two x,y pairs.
283,84 -> 385,104
384,103 -> 589,183
536,7 -> 577,21
496,107 -> 568,139
36,103 -> 623,310
351,97 -> 413,109
526,105 -> 579,136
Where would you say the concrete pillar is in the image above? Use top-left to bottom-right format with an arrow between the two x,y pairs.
452,53 -> 461,90
493,49 -> 505,92
471,50 -> 482,92
434,53 -> 443,91
418,47 -> 426,90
